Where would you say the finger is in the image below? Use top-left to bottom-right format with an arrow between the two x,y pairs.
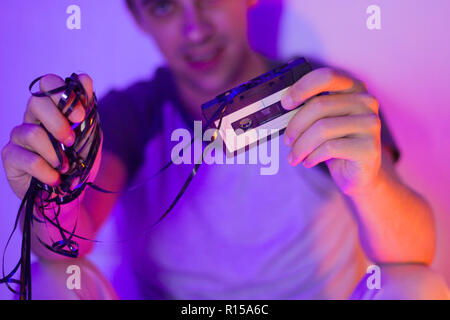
78,74 -> 94,105
287,114 -> 380,166
62,74 -> 94,118
301,137 -> 379,168
281,67 -> 367,110
24,95 -> 76,146
2,142 -> 61,186
39,74 -> 89,123
284,93 -> 379,146
39,74 -> 85,122
26,74 -> 90,124
10,124 -> 69,172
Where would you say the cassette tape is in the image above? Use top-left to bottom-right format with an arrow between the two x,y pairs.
201,57 -> 312,154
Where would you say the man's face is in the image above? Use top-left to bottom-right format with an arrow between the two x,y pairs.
131,0 -> 255,94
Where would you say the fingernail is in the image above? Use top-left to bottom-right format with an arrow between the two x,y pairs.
64,132 -> 76,147
284,134 -> 293,146
281,93 -> 294,110
303,160 -> 310,168
287,153 -> 294,165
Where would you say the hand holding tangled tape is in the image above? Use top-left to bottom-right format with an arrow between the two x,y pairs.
1,73 -> 103,299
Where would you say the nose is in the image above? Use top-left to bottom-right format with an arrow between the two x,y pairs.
182,4 -> 214,44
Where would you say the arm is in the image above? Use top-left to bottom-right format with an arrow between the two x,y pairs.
30,150 -> 128,260
348,148 -> 435,265
281,67 -> 435,265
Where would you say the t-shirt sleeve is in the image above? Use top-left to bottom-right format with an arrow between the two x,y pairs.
379,110 -> 401,163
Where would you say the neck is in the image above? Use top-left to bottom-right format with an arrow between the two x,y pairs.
174,51 -> 270,121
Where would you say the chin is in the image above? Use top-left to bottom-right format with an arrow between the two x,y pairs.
173,49 -> 246,96
197,76 -> 229,95
178,68 -> 229,95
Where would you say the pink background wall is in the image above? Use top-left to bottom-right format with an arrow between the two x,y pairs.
0,0 -> 448,298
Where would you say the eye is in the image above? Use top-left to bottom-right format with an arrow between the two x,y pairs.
149,0 -> 176,17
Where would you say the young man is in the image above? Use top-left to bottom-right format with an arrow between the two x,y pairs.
2,0 -> 449,299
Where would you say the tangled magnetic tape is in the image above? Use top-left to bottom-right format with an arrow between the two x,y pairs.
0,73 -> 103,300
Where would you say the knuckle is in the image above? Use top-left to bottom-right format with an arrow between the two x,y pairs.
321,68 -> 337,83
27,95 -> 39,114
310,96 -> 326,113
314,118 -> 330,138
367,136 -> 380,155
27,95 -> 49,119
359,81 -> 369,92
324,140 -> 336,154
366,114 -> 381,133
29,155 -> 45,173
26,125 -> 46,143
1,143 -> 11,162
374,136 -> 381,149
362,93 -> 379,113
10,125 -> 21,140
286,120 -> 299,140
25,96 -> 38,122
319,67 -> 333,77
26,95 -> 35,110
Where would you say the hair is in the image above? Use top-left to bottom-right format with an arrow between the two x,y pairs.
125,0 -> 135,12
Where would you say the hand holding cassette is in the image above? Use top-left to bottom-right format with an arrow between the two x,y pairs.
280,67 -> 382,196
202,57 -> 383,196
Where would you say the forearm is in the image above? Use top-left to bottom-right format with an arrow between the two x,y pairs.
349,161 -> 435,265
26,151 -> 126,260
29,200 -> 96,260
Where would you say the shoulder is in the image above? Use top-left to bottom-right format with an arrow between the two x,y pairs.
98,67 -> 173,114
97,66 -> 177,139
96,66 -> 175,179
